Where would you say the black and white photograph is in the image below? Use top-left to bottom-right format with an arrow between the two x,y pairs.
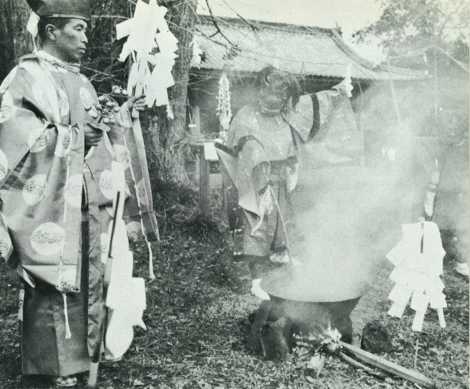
0,0 -> 468,387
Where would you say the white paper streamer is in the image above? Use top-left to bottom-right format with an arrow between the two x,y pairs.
26,12 -> 40,38
216,72 -> 232,133
386,221 -> 447,332
116,0 -> 178,119
191,39 -> 203,68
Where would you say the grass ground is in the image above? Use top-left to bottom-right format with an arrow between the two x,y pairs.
0,193 -> 468,389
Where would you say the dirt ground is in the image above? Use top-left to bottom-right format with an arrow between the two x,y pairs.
0,198 -> 468,388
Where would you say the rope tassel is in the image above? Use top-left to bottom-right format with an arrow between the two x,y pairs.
147,239 -> 155,280
62,293 -> 72,340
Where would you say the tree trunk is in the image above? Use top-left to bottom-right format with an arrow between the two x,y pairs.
146,0 -> 199,185
0,0 -> 31,80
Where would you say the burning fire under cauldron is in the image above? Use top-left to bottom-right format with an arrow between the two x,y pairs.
247,258 -> 362,361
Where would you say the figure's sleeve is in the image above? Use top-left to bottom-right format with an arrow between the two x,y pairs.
121,116 -> 159,242
0,66 -> 63,267
79,80 -> 158,247
298,86 -> 361,167
313,89 -> 344,130
282,94 -> 314,142
224,107 -> 270,217
107,104 -> 133,147
283,88 -> 350,143
234,136 -> 269,217
0,66 -> 52,188
252,162 -> 270,193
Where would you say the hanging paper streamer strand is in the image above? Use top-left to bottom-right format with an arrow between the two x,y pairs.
26,11 -> 40,51
116,0 -> 179,119
191,38 -> 203,68
216,72 -> 232,142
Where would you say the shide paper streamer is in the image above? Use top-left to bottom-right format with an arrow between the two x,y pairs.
116,0 -> 179,119
387,220 -> 447,332
216,72 -> 232,142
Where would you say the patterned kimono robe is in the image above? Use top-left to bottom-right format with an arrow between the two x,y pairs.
0,52 -> 158,376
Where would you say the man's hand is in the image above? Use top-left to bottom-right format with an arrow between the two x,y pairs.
84,122 -> 105,147
83,99 -> 112,147
123,95 -> 146,113
333,64 -> 353,98
333,76 -> 353,98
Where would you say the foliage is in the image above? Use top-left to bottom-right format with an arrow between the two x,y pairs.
0,0 -> 32,80
83,0 -> 130,92
355,0 -> 470,63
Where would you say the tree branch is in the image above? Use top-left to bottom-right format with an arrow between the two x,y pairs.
204,0 -> 235,46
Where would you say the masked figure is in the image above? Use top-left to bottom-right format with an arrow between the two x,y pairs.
224,66 -> 350,281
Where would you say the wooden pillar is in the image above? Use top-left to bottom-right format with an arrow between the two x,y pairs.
357,80 -> 366,167
199,142 -> 219,218
189,105 -> 201,139
199,145 -> 210,218
190,104 -> 210,217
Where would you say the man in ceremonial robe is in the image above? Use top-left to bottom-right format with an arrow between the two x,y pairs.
225,66 -> 353,281
0,0 -> 158,385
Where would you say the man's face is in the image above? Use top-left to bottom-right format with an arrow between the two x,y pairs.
259,75 -> 289,114
51,19 -> 88,62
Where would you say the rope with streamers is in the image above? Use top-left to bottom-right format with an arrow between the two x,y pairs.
216,72 -> 232,142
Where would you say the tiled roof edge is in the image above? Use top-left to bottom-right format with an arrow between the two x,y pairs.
196,14 -> 339,36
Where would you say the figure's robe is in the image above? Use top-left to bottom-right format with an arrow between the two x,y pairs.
0,52 -> 158,376
223,91 -> 344,258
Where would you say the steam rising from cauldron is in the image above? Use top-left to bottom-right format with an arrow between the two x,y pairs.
263,80 -> 469,306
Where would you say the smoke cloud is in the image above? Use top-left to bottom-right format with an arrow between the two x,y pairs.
263,79 -> 469,305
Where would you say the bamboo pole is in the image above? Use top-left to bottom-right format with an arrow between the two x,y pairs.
433,48 -> 439,120
357,80 -> 366,167
467,42 -> 470,385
